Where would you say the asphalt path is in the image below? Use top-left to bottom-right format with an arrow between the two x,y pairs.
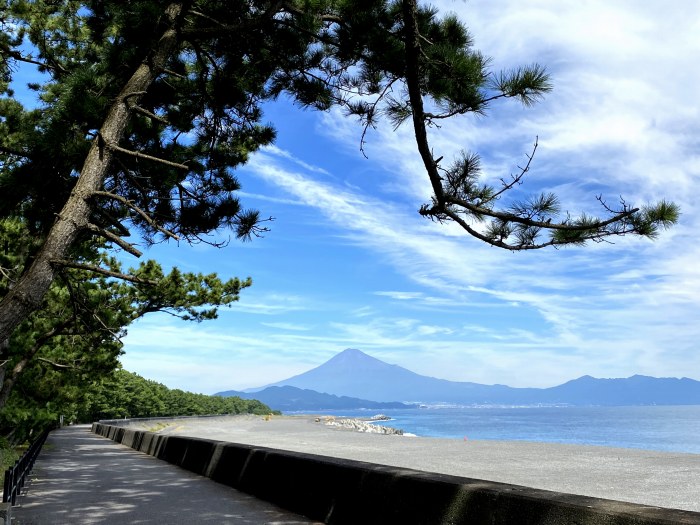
127,414 -> 700,513
12,425 -> 322,525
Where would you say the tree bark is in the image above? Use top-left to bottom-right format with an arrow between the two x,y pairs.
0,3 -> 184,406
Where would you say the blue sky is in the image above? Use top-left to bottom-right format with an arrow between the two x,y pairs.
19,1 -> 700,394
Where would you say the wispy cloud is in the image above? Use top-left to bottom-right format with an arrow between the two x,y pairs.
374,291 -> 424,301
263,144 -> 332,176
260,322 -> 312,331
247,138 -> 699,348
228,292 -> 311,315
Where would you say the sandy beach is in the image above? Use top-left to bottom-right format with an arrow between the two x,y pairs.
123,414 -> 700,513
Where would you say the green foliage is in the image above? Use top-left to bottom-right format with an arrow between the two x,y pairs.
0,438 -> 20,471
432,143 -> 678,249
549,201 -> 681,246
0,449 -> 18,471
78,369 -> 275,422
123,260 -> 251,322
490,64 -> 552,107
2,0 -> 339,240
0,367 -> 275,445
0,217 -> 251,440
632,200 -> 680,238
2,0 -> 558,243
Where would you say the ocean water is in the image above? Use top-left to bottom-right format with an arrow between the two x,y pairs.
291,405 -> 700,454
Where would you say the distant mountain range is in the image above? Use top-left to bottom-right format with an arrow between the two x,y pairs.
216,348 -> 700,410
216,385 -> 410,411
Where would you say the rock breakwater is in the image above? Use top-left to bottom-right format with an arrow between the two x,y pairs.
316,416 -> 403,435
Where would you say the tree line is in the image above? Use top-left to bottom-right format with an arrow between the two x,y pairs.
0,368 -> 274,446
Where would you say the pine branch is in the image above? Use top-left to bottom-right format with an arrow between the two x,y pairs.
0,265 -> 18,282
424,92 -> 518,121
37,357 -> 76,370
129,105 -> 170,125
104,139 -> 189,170
0,43 -> 67,73
401,2 -> 647,249
189,9 -> 225,27
0,145 -> 33,159
358,77 -> 401,158
402,0 -> 445,206
93,208 -> 131,238
184,1 -> 288,35
161,67 -> 187,79
58,268 -> 123,341
0,318 -> 72,406
51,260 -> 158,286
86,223 -> 143,257
122,91 -> 148,102
444,196 -> 638,231
440,207 -> 587,250
92,190 -> 180,240
122,88 -> 169,124
281,3 -> 344,24
483,138 -> 538,205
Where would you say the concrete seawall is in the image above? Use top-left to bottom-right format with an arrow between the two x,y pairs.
92,422 -> 700,525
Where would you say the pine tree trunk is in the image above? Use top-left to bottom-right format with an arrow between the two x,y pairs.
0,3 -> 184,408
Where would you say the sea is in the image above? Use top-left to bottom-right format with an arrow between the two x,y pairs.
289,405 -> 700,454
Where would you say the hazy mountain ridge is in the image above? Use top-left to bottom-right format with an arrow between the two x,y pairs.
216,385 -> 410,411
223,349 -> 700,407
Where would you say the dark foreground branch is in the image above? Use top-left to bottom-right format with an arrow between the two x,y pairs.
51,260 -> 158,286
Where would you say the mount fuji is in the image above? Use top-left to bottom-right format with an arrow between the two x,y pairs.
217,348 -> 700,406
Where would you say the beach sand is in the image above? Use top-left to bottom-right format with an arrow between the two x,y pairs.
126,414 -> 700,512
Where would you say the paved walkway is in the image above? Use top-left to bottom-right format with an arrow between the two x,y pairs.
12,425 -> 322,524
